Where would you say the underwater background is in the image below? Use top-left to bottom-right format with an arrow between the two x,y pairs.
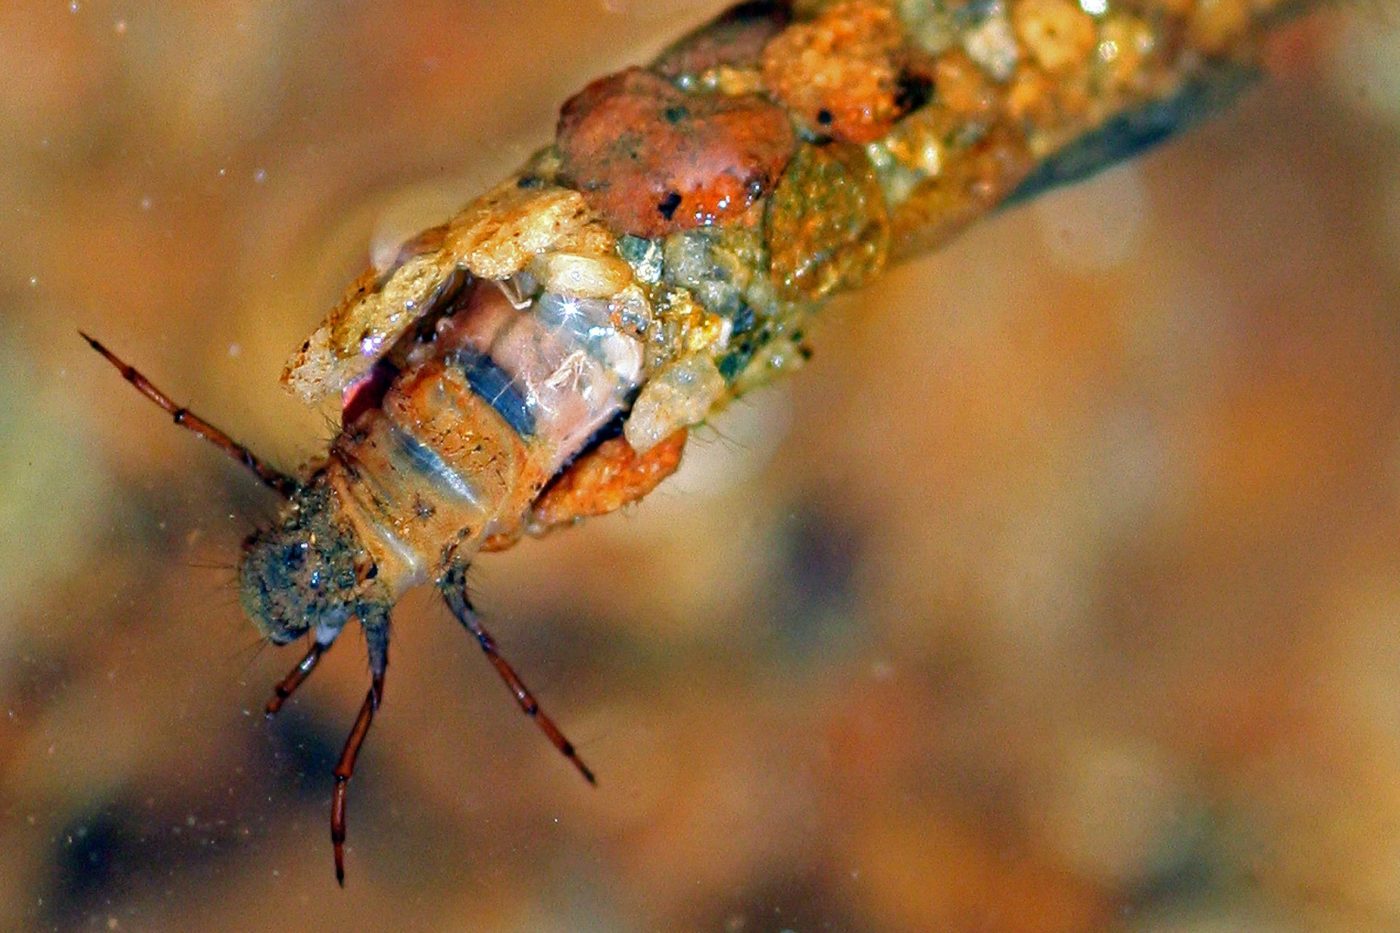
3,1 -> 1399,929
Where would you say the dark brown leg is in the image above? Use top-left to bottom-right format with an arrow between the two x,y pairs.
80,331 -> 298,498
330,619 -> 388,886
439,565 -> 596,785
264,636 -> 334,717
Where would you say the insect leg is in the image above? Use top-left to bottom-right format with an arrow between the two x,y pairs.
264,623 -> 342,717
439,564 -> 596,785
330,618 -> 388,886
80,332 -> 298,498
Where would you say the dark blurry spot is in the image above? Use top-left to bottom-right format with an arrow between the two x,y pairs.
963,0 -> 1004,20
696,873 -> 857,932
51,808 -> 129,907
783,507 -> 858,605
769,504 -> 863,657
718,344 -> 756,382
730,301 -> 757,336
262,705 -> 343,800
1123,806 -> 1224,917
727,0 -> 791,20
43,779 -> 259,928
658,191 -> 683,220
1,648 -> 69,720
895,71 -> 934,114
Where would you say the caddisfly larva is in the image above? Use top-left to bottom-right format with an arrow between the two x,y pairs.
86,0 -> 1311,883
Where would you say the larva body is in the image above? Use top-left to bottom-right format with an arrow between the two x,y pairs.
242,272 -> 653,646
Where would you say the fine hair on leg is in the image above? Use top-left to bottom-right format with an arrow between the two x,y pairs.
439,564 -> 596,785
329,616 -> 389,886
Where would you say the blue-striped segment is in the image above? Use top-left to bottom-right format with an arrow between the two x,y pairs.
448,349 -> 536,438
389,425 -> 483,505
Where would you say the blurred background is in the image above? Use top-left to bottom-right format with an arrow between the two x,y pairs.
3,1 -> 1399,929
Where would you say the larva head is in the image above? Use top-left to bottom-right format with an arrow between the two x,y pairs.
238,484 -> 383,644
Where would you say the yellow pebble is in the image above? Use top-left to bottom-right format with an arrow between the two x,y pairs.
1188,0 -> 1250,55
1096,15 -> 1156,90
1013,0 -> 1097,73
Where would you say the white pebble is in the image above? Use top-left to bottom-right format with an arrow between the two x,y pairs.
624,355 -> 725,453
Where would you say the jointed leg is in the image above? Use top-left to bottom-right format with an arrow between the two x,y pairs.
80,332 -> 298,498
439,565 -> 596,785
264,624 -> 342,717
330,618 -> 389,886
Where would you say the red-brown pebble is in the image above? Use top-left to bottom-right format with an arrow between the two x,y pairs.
557,68 -> 796,238
479,430 -> 689,551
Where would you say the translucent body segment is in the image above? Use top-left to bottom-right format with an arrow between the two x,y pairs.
283,180 -> 614,404
325,276 -> 650,595
450,349 -> 538,438
478,289 -> 646,470
327,368 -> 521,596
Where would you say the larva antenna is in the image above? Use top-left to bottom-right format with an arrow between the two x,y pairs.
80,331 -> 298,498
